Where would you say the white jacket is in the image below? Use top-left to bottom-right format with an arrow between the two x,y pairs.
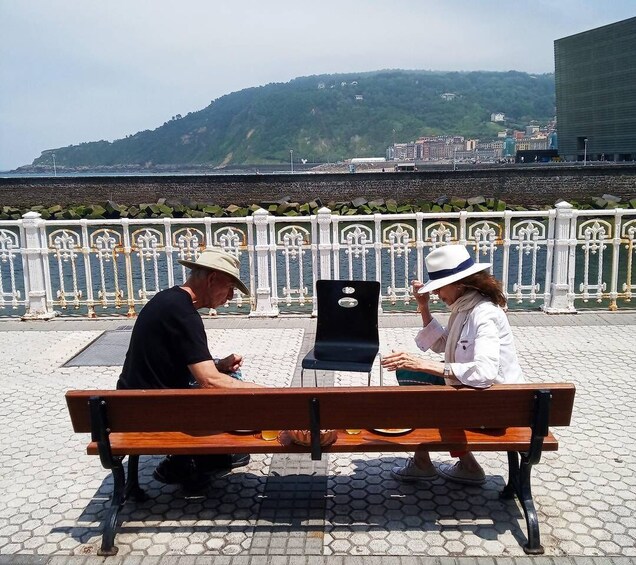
414,301 -> 524,388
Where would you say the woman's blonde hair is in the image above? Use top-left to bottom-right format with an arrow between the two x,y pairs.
461,271 -> 507,307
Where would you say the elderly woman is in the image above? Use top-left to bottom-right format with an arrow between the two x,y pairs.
381,244 -> 524,485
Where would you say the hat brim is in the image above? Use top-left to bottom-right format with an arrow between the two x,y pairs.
418,262 -> 491,294
178,259 -> 250,296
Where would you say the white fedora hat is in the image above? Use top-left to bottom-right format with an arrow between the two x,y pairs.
178,248 -> 250,296
418,244 -> 490,294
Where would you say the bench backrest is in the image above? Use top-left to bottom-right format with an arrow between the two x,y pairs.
66,384 -> 575,433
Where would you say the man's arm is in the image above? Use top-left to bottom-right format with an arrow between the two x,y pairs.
189,359 -> 264,388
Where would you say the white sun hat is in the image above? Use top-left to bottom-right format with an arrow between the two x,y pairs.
178,248 -> 250,296
418,244 -> 491,294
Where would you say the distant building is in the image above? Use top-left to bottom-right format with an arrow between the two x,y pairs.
350,157 -> 386,164
504,137 -> 516,157
441,93 -> 457,101
555,16 -> 636,161
395,162 -> 416,172
355,94 -> 364,101
490,112 -> 505,122
388,143 -> 419,161
516,136 -> 549,151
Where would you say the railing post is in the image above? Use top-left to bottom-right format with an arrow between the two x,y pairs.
249,208 -> 278,317
317,207 -> 333,280
543,201 -> 577,313
20,212 -> 57,320
310,207 -> 333,317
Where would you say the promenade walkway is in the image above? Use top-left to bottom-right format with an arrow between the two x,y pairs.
0,310 -> 634,565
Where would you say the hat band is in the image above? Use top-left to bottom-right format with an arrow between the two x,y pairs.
428,257 -> 474,280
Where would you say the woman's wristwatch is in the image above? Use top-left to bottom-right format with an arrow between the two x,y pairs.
443,363 -> 452,378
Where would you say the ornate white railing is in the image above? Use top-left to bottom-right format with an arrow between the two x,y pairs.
0,202 -> 634,319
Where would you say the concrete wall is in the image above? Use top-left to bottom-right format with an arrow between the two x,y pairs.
1,165 -> 635,208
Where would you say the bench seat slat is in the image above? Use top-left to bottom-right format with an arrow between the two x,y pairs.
86,428 -> 559,456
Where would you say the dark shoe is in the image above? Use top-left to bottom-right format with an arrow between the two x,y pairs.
153,455 -> 197,485
195,453 -> 251,473
181,473 -> 212,494
229,453 -> 250,469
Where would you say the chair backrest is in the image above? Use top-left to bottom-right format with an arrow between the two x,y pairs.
313,279 -> 380,362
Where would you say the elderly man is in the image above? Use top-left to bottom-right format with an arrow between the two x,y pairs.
117,247 -> 261,488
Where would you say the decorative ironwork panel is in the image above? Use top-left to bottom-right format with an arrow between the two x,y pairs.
131,227 -> 165,301
0,228 -> 22,309
212,226 -> 248,308
340,223 -> 374,280
212,226 -> 245,256
577,219 -> 611,302
383,223 -> 416,304
621,219 -> 636,300
173,227 -> 206,284
423,221 -> 457,247
89,228 -> 125,309
510,220 -> 546,303
276,225 -> 311,306
467,220 -> 501,266
49,228 -> 83,309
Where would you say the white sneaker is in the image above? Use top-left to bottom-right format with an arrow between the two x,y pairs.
438,461 -> 486,485
391,457 -> 438,483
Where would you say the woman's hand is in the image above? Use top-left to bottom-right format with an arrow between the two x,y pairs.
412,280 -> 432,324
412,280 -> 429,306
381,351 -> 426,372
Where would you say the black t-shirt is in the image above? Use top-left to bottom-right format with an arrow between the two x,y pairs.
117,286 -> 213,389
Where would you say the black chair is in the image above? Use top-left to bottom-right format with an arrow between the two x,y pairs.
301,279 -> 382,386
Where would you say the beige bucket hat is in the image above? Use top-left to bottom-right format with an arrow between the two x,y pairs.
418,244 -> 490,294
178,248 -> 250,296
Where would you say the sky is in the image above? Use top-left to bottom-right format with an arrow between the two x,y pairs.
1,1 -> 635,171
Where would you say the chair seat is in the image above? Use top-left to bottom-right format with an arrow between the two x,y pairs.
302,347 -> 376,373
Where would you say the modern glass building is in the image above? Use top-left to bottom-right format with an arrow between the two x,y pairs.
555,17 -> 636,162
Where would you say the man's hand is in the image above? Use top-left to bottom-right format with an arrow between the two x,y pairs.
189,359 -> 263,388
216,353 -> 243,374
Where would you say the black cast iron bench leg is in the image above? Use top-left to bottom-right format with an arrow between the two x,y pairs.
501,451 -> 544,555
98,457 -> 126,556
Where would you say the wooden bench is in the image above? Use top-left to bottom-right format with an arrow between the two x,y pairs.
66,383 -> 575,556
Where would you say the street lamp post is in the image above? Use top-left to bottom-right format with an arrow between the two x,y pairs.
52,153 -> 57,177
290,150 -> 294,174
583,138 -> 588,166
453,147 -> 457,171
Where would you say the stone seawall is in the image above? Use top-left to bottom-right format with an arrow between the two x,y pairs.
1,165 -> 635,208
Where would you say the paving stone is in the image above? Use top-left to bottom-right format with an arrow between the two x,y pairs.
1,318 -> 636,559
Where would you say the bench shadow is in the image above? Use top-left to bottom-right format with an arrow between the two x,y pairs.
51,456 -> 330,545
326,455 -> 529,547
50,455 -> 271,544
52,454 -> 529,551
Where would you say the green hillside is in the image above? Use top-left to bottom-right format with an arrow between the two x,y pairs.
30,70 -> 555,168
